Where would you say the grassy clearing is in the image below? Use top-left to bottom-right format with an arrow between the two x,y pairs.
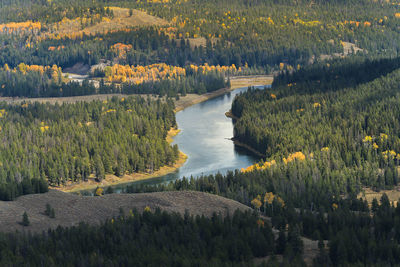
319,41 -> 364,61
0,190 -> 249,233
49,7 -> 168,37
0,93 -> 160,105
174,87 -> 234,112
358,187 -> 400,206
229,75 -> 274,89
176,37 -> 220,49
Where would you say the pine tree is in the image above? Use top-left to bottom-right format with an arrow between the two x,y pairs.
45,203 -> 51,216
286,225 -> 303,258
45,203 -> 55,218
276,228 -> 286,254
22,212 -> 30,226
94,155 -> 105,182
49,208 -> 55,218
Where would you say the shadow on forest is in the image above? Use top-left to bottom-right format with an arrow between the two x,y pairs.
273,56 -> 400,96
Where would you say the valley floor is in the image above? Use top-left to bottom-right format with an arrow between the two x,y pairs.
0,75 -> 274,110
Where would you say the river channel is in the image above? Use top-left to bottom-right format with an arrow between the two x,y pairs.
110,85 -> 269,192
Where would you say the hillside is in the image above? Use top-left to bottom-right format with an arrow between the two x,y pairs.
0,189 -> 323,265
0,190 -> 250,233
47,7 -> 169,38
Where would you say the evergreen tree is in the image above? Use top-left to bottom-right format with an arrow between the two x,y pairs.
22,212 -> 29,226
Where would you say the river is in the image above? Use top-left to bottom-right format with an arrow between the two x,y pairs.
105,85 -> 269,193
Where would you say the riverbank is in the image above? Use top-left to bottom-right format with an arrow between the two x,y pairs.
225,78 -> 272,159
174,75 -> 273,112
231,138 -> 266,158
225,110 -> 239,120
50,128 -> 187,193
0,75 -> 273,111
174,87 -> 233,112
226,114 -> 265,158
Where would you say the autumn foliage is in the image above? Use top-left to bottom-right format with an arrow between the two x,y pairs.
97,63 -> 243,84
0,21 -> 41,34
100,63 -> 186,83
241,152 -> 306,173
1,63 -> 62,83
241,160 -> 276,173
111,43 -> 133,58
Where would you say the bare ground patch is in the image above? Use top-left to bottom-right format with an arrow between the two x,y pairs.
0,93 -> 163,105
1,190 -> 320,265
175,37 -> 221,49
229,75 -> 274,89
358,187 -> 400,206
0,94 -> 127,105
0,190 -> 250,233
319,41 -> 365,61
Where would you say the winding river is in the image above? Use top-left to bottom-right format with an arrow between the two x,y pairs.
110,85 -> 269,191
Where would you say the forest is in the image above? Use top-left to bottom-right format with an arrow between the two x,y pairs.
0,96 -> 178,200
0,208 -> 308,266
1,0 -> 400,72
124,170 -> 400,266
231,57 -> 400,192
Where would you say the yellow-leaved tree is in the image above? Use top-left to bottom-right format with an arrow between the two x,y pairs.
251,195 -> 262,212
95,187 -> 104,196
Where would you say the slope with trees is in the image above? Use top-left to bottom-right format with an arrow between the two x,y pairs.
0,96 -> 178,200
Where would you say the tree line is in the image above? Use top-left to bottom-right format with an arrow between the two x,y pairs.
0,63 -> 228,97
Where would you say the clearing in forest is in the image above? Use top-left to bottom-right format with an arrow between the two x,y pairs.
0,190 -> 250,233
176,37 -> 220,49
358,187 -> 400,206
48,7 -> 169,38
